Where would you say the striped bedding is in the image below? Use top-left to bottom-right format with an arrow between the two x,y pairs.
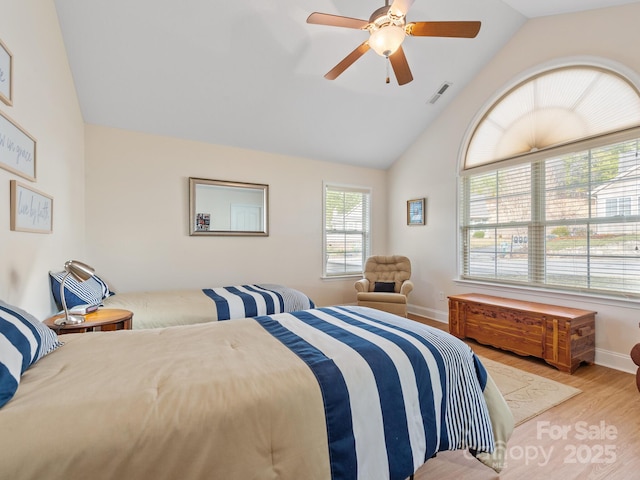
1,306 -> 511,480
202,284 -> 315,320
101,283 -> 315,329
254,306 -> 504,479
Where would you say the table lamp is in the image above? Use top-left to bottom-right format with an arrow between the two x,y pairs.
54,260 -> 96,326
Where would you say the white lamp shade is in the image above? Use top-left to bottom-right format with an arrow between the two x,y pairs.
369,25 -> 406,57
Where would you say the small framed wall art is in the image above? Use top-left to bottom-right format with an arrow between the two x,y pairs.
10,180 -> 53,233
0,110 -> 36,181
0,37 -> 12,106
407,197 -> 426,226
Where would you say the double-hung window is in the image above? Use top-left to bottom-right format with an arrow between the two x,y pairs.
460,66 -> 640,298
323,183 -> 371,277
461,136 -> 640,296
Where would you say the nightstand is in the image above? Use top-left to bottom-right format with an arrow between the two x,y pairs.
44,308 -> 133,334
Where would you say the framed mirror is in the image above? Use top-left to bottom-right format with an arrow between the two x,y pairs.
189,177 -> 269,236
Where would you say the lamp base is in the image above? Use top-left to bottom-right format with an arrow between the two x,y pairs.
54,314 -> 85,326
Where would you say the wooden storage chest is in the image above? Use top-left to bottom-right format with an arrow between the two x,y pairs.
448,293 -> 596,373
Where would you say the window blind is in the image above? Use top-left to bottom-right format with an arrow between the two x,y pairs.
323,183 -> 371,277
460,137 -> 640,298
465,66 -> 640,170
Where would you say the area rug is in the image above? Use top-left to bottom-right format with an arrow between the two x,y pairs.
481,357 -> 582,426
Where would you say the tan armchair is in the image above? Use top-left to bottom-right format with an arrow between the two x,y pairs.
355,255 -> 414,317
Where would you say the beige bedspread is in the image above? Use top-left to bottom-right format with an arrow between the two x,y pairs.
102,289 -> 218,329
1,320 -> 330,480
101,285 -> 315,329
0,308 -> 512,480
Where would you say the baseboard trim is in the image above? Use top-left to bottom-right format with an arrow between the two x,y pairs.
595,348 -> 636,374
407,304 -> 448,324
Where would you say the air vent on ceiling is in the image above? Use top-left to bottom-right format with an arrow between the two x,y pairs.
427,82 -> 452,104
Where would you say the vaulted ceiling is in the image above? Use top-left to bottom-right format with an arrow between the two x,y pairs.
53,0 -> 640,169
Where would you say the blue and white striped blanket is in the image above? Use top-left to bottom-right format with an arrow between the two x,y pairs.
202,284 -> 315,320
102,284 -> 316,329
0,304 -> 508,480
254,306 -> 497,480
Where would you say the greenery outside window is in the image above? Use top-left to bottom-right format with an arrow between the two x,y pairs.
460,66 -> 640,298
323,183 -> 371,277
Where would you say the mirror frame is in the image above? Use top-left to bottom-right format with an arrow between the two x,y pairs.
189,177 -> 269,236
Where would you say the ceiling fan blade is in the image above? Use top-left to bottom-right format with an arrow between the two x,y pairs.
307,12 -> 369,30
407,21 -> 481,38
324,41 -> 370,80
389,46 -> 413,86
389,0 -> 415,17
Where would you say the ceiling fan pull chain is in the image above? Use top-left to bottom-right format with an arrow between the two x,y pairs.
386,56 -> 390,84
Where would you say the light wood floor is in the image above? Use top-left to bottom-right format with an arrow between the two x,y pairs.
408,314 -> 640,480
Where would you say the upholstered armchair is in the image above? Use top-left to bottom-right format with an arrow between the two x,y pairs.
355,255 -> 414,317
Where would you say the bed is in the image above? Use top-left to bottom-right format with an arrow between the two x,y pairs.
0,304 -> 513,480
99,284 -> 316,329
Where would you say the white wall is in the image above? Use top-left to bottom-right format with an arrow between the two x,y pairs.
389,3 -> 640,373
0,0 -> 85,318
84,125 -> 388,307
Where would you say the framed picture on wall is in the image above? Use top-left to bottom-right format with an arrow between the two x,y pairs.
0,110 -> 36,181
10,180 -> 53,233
407,197 -> 426,226
195,213 -> 211,231
0,37 -> 12,106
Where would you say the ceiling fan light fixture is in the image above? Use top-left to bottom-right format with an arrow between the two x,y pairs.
369,25 -> 405,57
307,3 -> 480,85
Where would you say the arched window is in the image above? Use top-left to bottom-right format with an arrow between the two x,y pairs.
459,65 -> 640,298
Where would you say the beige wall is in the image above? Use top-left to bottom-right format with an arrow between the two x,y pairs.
3,1 -> 638,372
84,125 -> 388,307
0,0 -> 85,318
389,3 -> 640,372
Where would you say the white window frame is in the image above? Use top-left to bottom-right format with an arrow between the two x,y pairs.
322,182 -> 371,278
460,130 -> 640,298
459,62 -> 640,300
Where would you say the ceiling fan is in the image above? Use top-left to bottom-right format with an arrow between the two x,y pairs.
307,0 -> 481,85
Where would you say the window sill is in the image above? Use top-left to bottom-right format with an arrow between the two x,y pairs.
454,278 -> 640,310
322,274 -> 362,281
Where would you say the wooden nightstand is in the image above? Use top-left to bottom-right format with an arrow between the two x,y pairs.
44,308 -> 133,334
